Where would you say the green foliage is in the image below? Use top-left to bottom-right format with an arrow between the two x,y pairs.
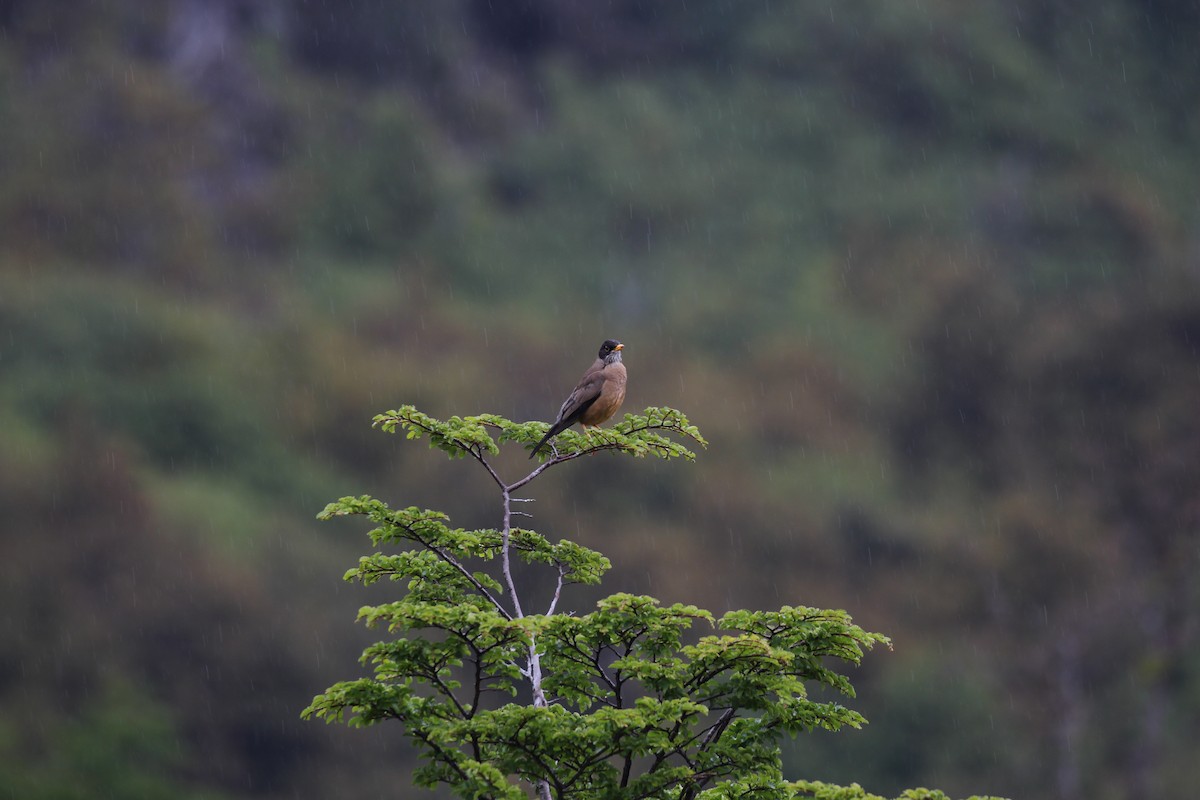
373,404 -> 707,463
788,782 -> 1006,800
305,406 -> 993,799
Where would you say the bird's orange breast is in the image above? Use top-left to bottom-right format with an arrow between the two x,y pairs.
579,363 -> 627,426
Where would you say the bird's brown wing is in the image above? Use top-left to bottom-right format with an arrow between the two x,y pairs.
529,362 -> 607,458
553,369 -> 605,428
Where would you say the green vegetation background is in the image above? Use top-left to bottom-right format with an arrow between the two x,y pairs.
2,1 -> 1198,798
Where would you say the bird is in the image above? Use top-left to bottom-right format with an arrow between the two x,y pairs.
529,339 -> 627,458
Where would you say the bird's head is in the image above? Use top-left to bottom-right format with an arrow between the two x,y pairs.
599,339 -> 624,364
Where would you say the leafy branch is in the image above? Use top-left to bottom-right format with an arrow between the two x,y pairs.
303,406 -> 1005,800
374,405 -> 706,478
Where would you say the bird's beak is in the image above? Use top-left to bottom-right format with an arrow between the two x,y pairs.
614,343 -> 624,351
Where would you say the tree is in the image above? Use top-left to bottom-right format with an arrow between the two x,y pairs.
304,405 -> 1004,800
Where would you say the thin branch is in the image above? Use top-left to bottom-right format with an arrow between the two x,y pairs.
428,543 -> 513,621
500,488 -> 523,618
477,733 -> 558,799
511,415 -> 701,491
470,646 -> 483,720
563,634 -> 618,695
469,732 -> 483,768
414,730 -> 472,788
546,562 -> 567,617
429,671 -> 469,720
381,515 -> 513,621
510,496 -> 535,519
499,487 -> 549,745
686,708 -> 736,785
507,457 -> 557,494
411,537 -> 507,616
468,445 -> 508,492
704,708 -> 736,744
559,743 -> 630,792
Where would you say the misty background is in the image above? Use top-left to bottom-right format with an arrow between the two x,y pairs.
2,1 -> 1199,798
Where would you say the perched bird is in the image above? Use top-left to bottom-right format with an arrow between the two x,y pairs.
529,339 -> 627,458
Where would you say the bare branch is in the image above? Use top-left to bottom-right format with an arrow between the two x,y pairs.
507,457 -> 556,494
467,444 -> 508,492
500,489 -> 523,619
546,563 -> 567,617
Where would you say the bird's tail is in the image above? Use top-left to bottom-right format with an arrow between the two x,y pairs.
529,425 -> 560,459
529,434 -> 551,459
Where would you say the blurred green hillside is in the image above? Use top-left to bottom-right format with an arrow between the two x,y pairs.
2,1 -> 1199,798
